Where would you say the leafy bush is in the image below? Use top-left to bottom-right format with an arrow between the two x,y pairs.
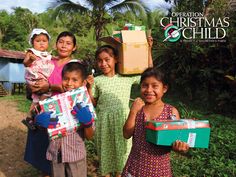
171,103 -> 236,177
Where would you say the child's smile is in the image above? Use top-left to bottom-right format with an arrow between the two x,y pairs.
97,51 -> 116,76
141,76 -> 167,104
62,71 -> 85,91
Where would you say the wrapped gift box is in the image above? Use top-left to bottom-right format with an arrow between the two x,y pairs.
123,24 -> 146,31
145,119 -> 210,148
39,86 -> 96,140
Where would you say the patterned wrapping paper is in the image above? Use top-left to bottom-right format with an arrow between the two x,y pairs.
123,24 -> 146,31
145,119 -> 211,148
39,86 -> 96,140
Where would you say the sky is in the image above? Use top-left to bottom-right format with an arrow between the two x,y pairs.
0,0 -> 172,13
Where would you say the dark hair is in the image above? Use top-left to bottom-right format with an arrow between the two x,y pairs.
95,45 -> 118,60
31,33 -> 49,45
140,67 -> 168,86
56,31 -> 76,46
62,62 -> 88,80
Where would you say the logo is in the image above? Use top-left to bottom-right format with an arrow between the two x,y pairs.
163,24 -> 183,42
160,12 -> 229,43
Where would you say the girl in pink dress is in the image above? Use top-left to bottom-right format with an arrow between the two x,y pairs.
122,67 -> 189,177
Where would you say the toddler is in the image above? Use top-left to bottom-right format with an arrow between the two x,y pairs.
22,28 -> 54,129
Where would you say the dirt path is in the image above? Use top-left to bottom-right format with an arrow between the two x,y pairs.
0,99 -> 31,177
0,99 -> 98,177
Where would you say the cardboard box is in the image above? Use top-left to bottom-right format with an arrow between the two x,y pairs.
145,119 -> 210,148
39,86 -> 96,140
100,30 -> 149,74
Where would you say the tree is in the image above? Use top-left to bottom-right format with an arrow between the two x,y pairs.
1,7 -> 38,50
49,0 -> 149,43
0,10 -> 10,36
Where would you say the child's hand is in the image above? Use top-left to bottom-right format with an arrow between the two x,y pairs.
130,97 -> 145,114
26,51 -> 38,61
31,79 -> 49,94
71,103 -> 93,128
86,75 -> 94,89
147,36 -> 153,48
172,140 -> 189,153
24,51 -> 38,67
35,111 -> 59,128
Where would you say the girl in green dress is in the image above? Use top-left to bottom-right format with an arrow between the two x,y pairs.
88,39 -> 153,177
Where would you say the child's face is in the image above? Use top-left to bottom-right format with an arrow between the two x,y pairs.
97,51 -> 117,76
141,76 -> 167,104
32,34 -> 49,52
62,71 -> 85,91
56,36 -> 76,58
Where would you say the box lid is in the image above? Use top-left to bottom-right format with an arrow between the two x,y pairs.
145,119 -> 210,131
99,30 -> 147,46
99,36 -> 121,46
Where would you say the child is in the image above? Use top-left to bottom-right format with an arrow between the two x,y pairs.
22,28 -> 54,129
24,31 -> 78,177
24,28 -> 54,102
35,61 -> 95,177
88,41 -> 153,177
122,67 -> 189,177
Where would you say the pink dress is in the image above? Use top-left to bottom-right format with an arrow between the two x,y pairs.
122,104 -> 173,177
48,57 -> 68,95
25,48 -> 54,102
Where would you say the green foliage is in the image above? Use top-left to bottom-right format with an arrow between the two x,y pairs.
150,1 -> 236,117
171,112 -> 236,176
48,0 -> 149,42
0,10 -> 11,35
162,97 -> 236,176
0,8 -> 39,50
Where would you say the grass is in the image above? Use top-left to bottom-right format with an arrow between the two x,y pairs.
0,94 -> 31,112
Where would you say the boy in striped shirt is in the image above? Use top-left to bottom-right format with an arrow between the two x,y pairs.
36,61 -> 95,177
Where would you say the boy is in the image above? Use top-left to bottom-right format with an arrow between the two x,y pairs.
35,61 -> 94,177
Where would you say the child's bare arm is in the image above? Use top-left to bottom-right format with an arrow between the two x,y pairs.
50,84 -> 65,93
147,36 -> 153,67
23,51 -> 38,67
84,126 -> 94,140
31,80 -> 64,93
86,75 -> 97,106
123,98 -> 144,139
172,107 -> 180,119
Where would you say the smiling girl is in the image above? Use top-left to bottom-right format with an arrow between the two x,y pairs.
122,67 -> 189,177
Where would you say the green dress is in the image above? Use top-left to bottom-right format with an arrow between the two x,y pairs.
93,74 -> 140,175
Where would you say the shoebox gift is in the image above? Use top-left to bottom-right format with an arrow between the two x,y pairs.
100,25 -> 149,75
145,119 -> 210,148
39,86 -> 96,140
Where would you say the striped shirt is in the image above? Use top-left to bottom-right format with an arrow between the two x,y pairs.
46,124 -> 95,163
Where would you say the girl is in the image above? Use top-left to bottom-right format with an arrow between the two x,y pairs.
24,31 -> 77,177
24,28 -> 54,102
122,67 -> 189,177
22,28 -> 54,129
88,39 -> 153,177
